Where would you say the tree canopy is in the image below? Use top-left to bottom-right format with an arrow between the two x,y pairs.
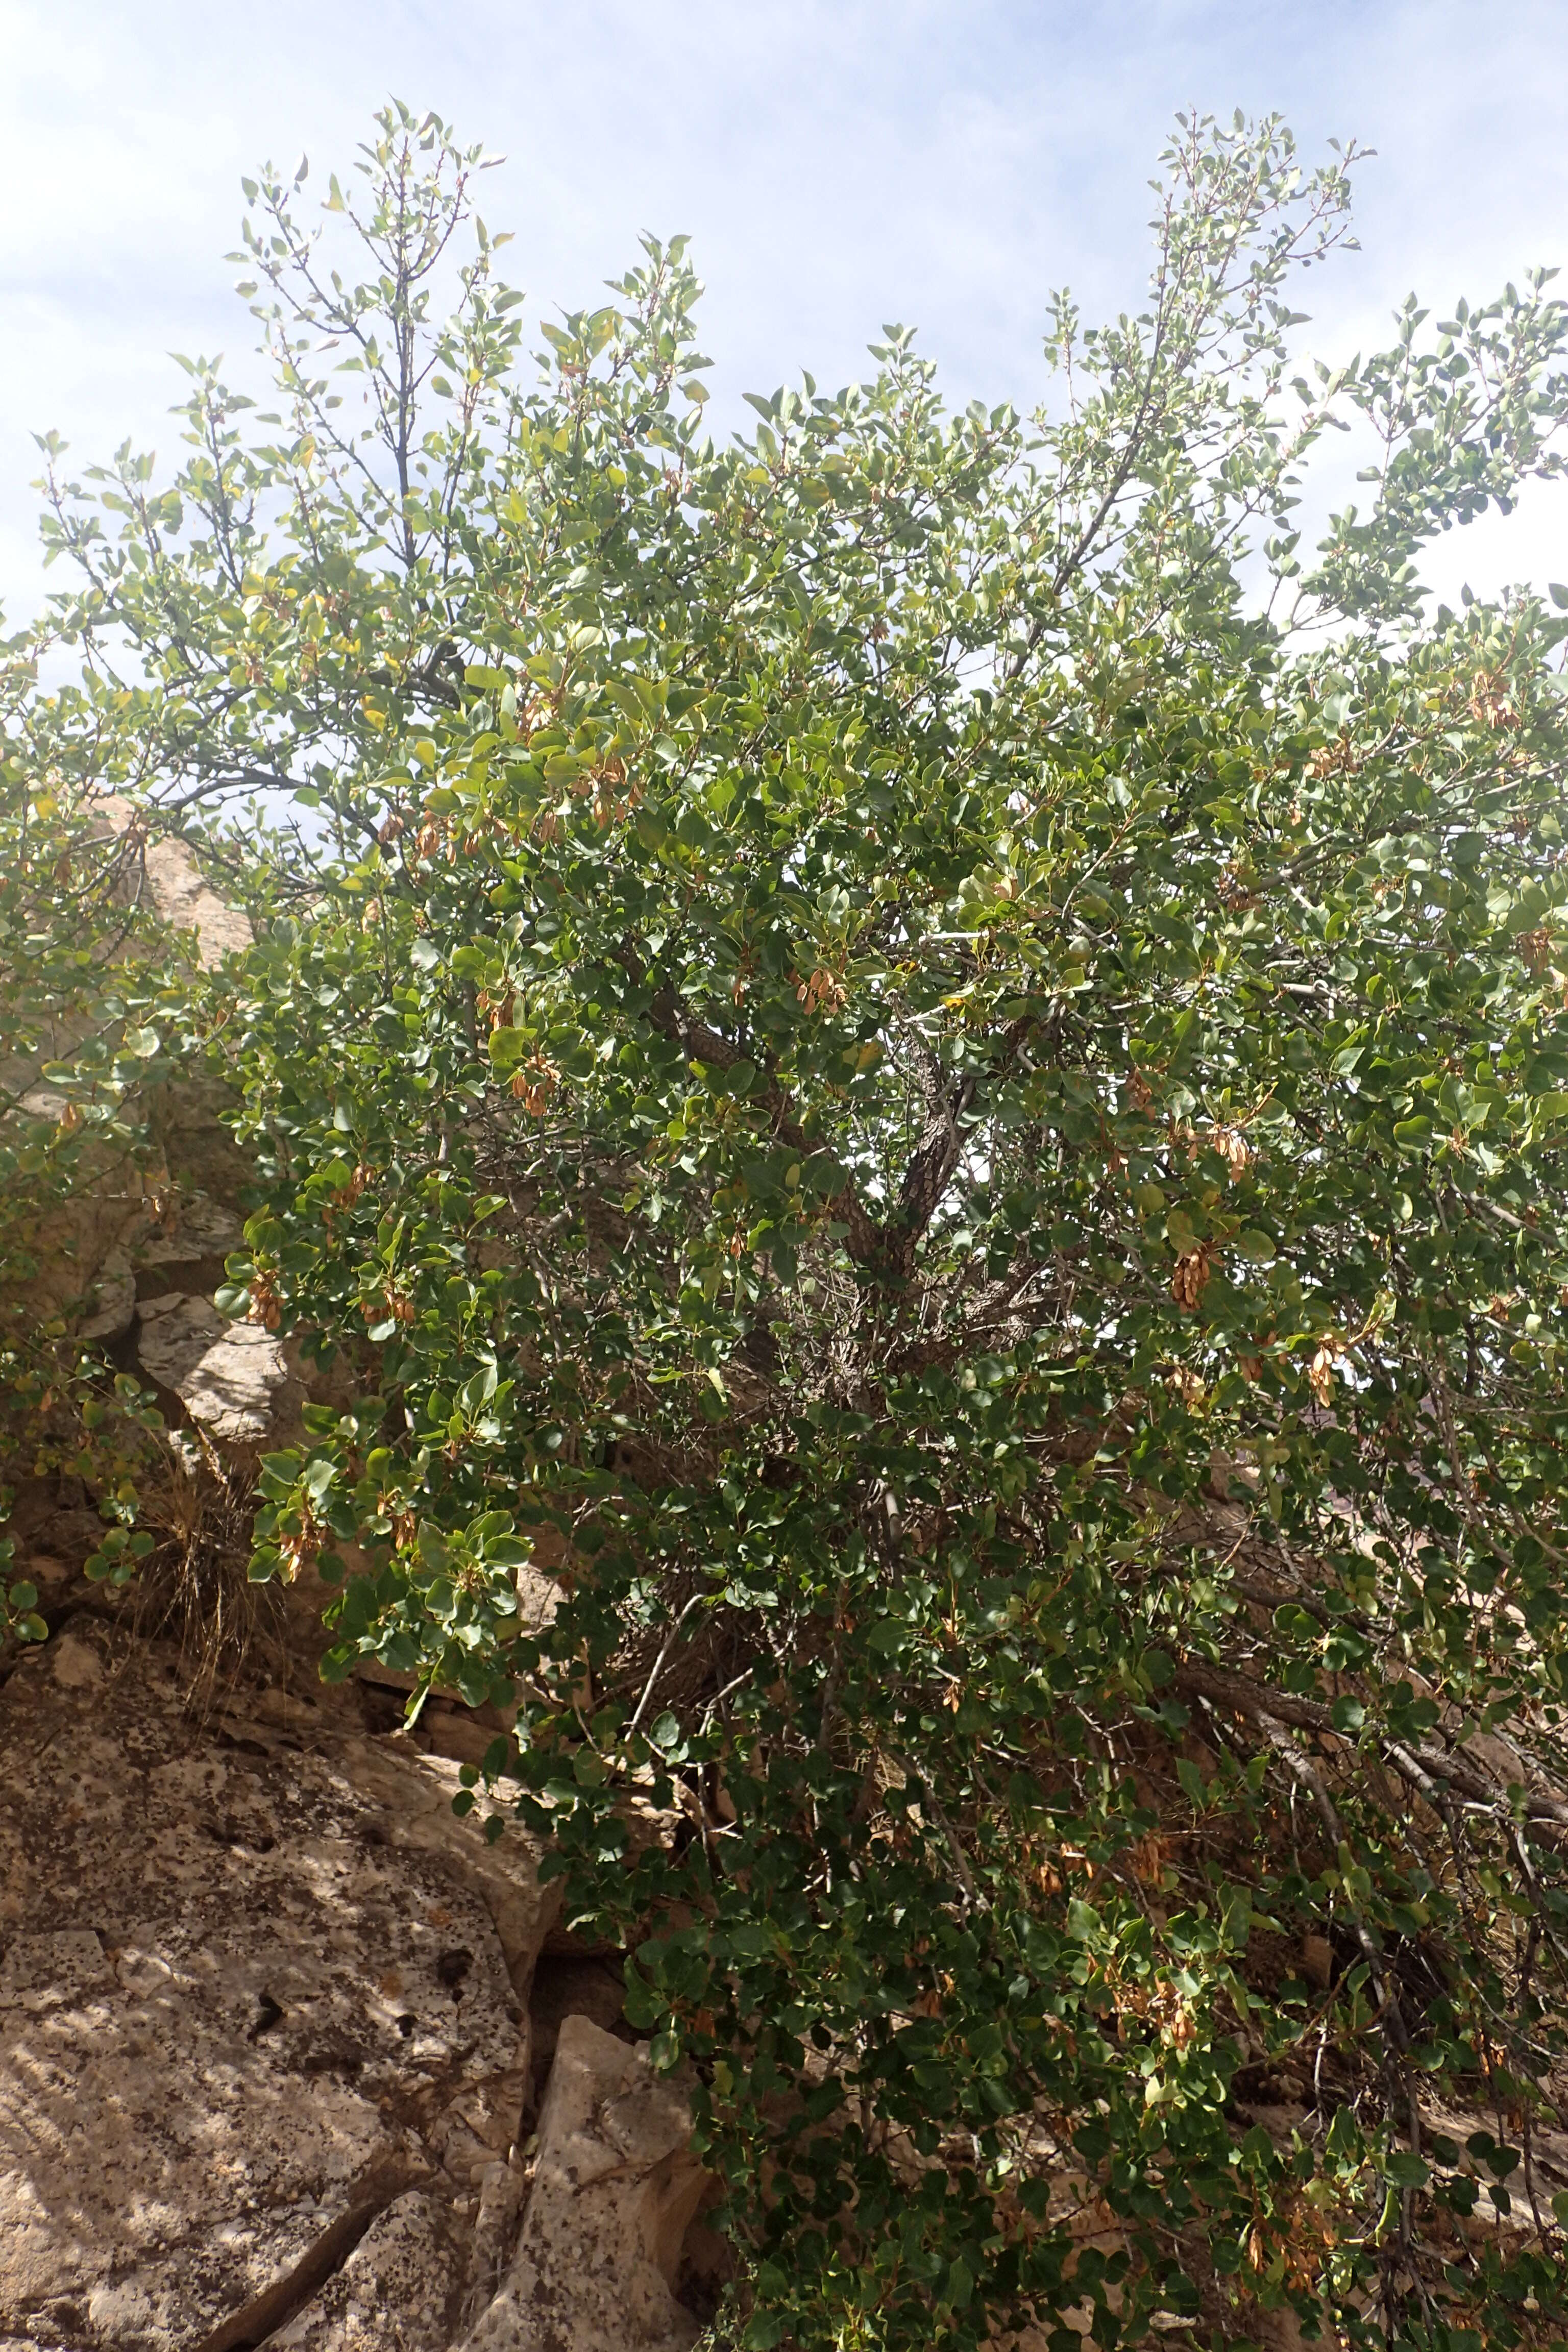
11,101 -> 1568,2351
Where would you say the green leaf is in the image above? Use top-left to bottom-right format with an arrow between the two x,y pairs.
1383,2149 -> 1430,2188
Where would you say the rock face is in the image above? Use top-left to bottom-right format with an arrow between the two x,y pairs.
5,797 -> 276,1447
86,794 -> 256,975
463,2018 -> 709,2352
268,2193 -> 458,2351
0,1613 -> 716,2351
4,801 -> 256,1345
134,1289 -> 289,1448
0,1619 -> 518,2349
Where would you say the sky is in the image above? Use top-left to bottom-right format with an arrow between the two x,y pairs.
1,0 -> 1565,625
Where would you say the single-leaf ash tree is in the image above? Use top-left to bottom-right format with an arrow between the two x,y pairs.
27,101 -> 1568,2352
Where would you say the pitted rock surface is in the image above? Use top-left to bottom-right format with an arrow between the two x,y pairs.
463,2016 -> 707,2352
270,2192 -> 458,2350
0,1620 -> 553,2352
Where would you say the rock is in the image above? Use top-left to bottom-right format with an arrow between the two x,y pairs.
146,1070 -> 256,1210
140,835 -> 254,970
4,805 -> 256,1351
269,2192 -> 458,2351
134,1195 -> 244,1298
460,2162 -> 528,2332
525,1954 -> 631,2110
44,1633 -> 104,1690
316,1735 -> 560,1997
0,1618 -> 556,2352
178,1319 -> 291,1446
11,1182 -> 157,1340
79,1246 -> 137,1341
134,1291 -> 288,1446
8,1496 -> 108,1587
463,2016 -> 708,2352
1301,1933 -> 1334,1991
134,1290 -> 229,1389
137,1195 -> 243,1262
15,1552 -> 81,1612
0,1928 -> 114,2013
89,794 -> 254,972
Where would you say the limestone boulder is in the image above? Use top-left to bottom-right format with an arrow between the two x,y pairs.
134,1290 -> 289,1447
463,2015 -> 709,2352
268,2192 -> 458,2351
133,1289 -> 231,1390
132,1195 -> 244,1300
3,800 -> 255,1343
